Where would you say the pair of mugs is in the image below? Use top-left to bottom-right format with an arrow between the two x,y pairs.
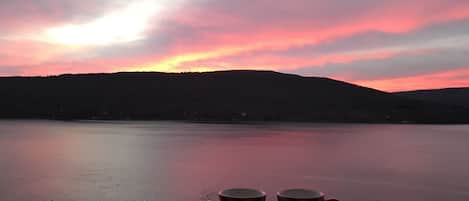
219,188 -> 338,201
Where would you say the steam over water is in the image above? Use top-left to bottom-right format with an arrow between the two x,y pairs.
1,121 -> 468,201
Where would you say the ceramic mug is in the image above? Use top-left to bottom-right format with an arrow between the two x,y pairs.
277,188 -> 338,201
219,188 -> 266,201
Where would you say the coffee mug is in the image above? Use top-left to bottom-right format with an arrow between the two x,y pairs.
219,188 -> 266,201
277,188 -> 338,201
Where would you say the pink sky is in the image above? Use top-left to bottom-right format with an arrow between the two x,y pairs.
1,0 -> 469,92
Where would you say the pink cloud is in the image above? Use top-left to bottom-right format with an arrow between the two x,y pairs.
1,0 -> 469,91
355,68 -> 469,92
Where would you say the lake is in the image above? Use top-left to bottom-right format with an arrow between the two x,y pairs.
0,120 -> 468,201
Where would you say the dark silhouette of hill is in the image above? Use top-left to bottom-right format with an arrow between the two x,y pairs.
395,88 -> 469,108
1,70 -> 468,123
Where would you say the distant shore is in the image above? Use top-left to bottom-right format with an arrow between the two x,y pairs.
1,70 -> 469,124
1,118 -> 469,125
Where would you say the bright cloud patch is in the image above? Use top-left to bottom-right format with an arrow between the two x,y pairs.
43,0 -> 161,46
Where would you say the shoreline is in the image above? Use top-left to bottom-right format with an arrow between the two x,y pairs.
1,118 -> 468,125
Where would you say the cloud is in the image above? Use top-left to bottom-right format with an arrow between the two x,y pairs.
286,24 -> 469,80
0,0 -> 129,34
122,0 -> 469,72
1,0 -> 469,91
0,66 -> 20,76
292,47 -> 469,79
355,68 -> 469,92
277,19 -> 469,57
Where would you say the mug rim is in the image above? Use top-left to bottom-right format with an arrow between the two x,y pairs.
219,188 -> 267,199
277,188 -> 325,199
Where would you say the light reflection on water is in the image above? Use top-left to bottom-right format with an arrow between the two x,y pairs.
0,120 -> 469,201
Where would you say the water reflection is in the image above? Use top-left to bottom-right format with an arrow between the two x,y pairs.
0,121 -> 469,201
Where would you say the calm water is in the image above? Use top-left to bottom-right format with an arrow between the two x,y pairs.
0,121 -> 469,201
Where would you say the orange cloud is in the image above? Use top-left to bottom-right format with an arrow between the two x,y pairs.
0,40 -> 82,67
129,2 -> 469,74
355,68 -> 469,92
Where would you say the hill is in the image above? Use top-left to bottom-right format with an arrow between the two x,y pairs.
395,88 -> 469,108
1,70 -> 468,123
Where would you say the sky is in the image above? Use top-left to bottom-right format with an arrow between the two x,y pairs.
1,0 -> 469,92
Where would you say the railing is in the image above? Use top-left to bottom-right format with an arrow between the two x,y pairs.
218,188 -> 338,201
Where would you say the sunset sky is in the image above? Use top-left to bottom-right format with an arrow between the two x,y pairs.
1,0 -> 469,91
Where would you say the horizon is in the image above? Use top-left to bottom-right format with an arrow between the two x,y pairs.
2,69 -> 469,93
1,0 -> 469,91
